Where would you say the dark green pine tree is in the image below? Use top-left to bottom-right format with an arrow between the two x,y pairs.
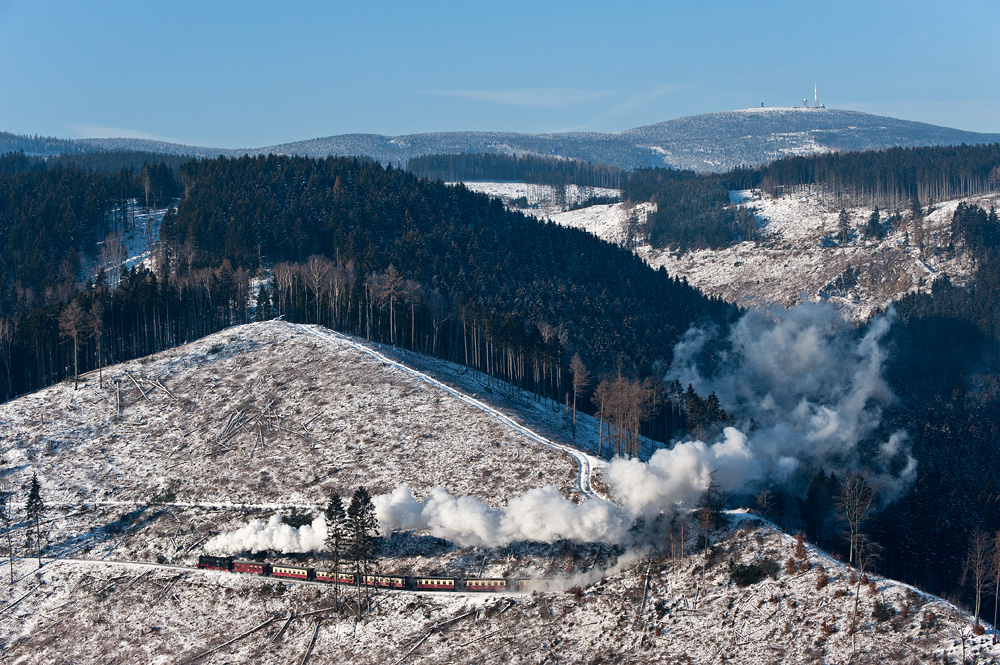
705,392 -> 723,424
324,493 -> 348,606
694,473 -> 726,552
347,486 -> 379,616
803,469 -> 838,545
863,206 -> 883,240
25,474 -> 44,568
255,285 -> 272,322
838,208 -> 851,244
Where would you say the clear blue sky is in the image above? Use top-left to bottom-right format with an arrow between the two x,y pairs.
1,0 -> 997,148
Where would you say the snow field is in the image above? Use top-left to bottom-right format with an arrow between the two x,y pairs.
453,182 -> 621,219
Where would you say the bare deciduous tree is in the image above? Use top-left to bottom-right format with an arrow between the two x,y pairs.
303,255 -> 334,323
835,472 -> 875,569
961,530 -> 992,631
89,301 -> 105,387
402,278 -> 424,348
273,262 -> 299,317
592,379 -> 610,457
328,260 -> 356,330
0,480 -> 14,584
368,265 -> 423,347
0,317 -> 13,401
58,301 -> 86,390
591,372 -> 659,458
99,231 -> 127,288
426,288 -> 450,356
991,530 -> 1000,645
569,353 -> 590,438
755,489 -> 775,520
849,534 -> 882,653
232,267 -> 251,324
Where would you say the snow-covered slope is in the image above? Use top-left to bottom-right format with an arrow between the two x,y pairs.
2,518 -> 995,663
455,182 -> 621,219
0,321 -> 584,509
548,189 -> 1000,321
79,203 -> 169,285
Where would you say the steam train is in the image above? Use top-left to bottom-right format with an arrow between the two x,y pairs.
197,555 -> 526,592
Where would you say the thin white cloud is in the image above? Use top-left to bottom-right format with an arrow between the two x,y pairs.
67,123 -> 173,141
592,84 -> 689,125
427,88 -> 611,108
553,84 -> 691,132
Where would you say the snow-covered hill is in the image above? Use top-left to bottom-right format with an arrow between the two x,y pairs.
0,322 -> 997,662
0,321 -> 586,510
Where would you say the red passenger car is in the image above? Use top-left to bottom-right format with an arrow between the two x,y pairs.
465,579 -> 508,592
364,575 -> 406,588
315,569 -> 356,585
271,564 -> 313,580
233,559 -> 270,575
414,577 -> 456,590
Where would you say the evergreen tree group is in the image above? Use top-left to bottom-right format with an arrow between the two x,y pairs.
407,152 -> 624,189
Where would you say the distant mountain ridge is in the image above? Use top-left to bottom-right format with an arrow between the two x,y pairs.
4,107 -> 999,172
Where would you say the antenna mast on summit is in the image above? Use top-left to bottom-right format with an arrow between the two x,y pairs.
814,82 -> 818,108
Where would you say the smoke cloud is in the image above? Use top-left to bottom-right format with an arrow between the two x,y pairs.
206,513 -> 328,555
605,427 -> 763,517
369,427 -> 775,549
667,300 -> 915,499
373,485 -> 626,548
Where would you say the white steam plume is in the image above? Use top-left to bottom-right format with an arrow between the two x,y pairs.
667,300 -> 915,498
373,428 -> 766,548
206,513 -> 327,555
373,486 -> 626,547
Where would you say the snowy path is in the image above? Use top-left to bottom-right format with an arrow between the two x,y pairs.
294,324 -> 604,502
13,500 -> 323,511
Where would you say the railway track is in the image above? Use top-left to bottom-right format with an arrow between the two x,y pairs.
38,556 -> 532,596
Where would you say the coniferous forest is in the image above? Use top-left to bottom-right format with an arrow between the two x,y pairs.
622,168 -> 758,250
622,143 -> 1000,251
870,203 -> 1000,595
728,143 -> 1000,210
406,152 -> 625,189
0,153 -> 732,445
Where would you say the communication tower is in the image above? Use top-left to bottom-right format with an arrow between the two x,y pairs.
813,83 -> 825,109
